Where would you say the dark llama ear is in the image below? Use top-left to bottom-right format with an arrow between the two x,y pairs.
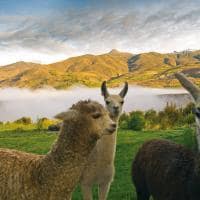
119,82 -> 128,98
175,72 -> 200,101
101,81 -> 109,98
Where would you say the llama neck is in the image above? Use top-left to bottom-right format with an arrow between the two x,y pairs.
98,115 -> 120,162
196,117 -> 200,152
37,121 -> 97,189
110,113 -> 120,123
51,122 -> 96,158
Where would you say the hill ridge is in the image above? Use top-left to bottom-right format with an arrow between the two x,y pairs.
0,49 -> 199,89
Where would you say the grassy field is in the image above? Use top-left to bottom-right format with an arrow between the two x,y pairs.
0,127 -> 197,199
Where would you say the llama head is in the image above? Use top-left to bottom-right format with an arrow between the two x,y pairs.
55,100 -> 116,140
175,72 -> 200,126
101,81 -> 128,118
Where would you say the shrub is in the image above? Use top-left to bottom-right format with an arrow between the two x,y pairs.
183,113 -> 195,126
145,110 -> 157,122
182,102 -> 195,115
119,102 -> 196,131
127,111 -> 145,131
119,112 -> 129,123
119,120 -> 129,129
14,117 -> 32,125
145,109 -> 158,129
163,103 -> 180,127
156,103 -> 183,129
119,113 -> 129,129
36,118 -> 56,130
48,123 -> 61,131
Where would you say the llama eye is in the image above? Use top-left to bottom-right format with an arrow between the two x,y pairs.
106,101 -> 110,105
92,112 -> 102,119
197,108 -> 200,118
193,107 -> 200,118
120,101 -> 124,104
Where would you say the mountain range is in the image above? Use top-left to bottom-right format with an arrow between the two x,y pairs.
0,49 -> 199,89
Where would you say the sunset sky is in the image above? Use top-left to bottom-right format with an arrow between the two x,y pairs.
0,0 -> 200,65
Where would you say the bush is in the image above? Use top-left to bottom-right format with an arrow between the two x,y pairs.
182,102 -> 195,115
119,120 -> 129,129
163,103 -> 180,127
48,123 -> 61,131
119,113 -> 129,129
145,109 -> 157,122
145,109 -> 158,129
183,113 -> 195,126
119,112 -> 129,123
14,117 -> 32,125
127,111 -> 145,131
119,102 -> 196,131
156,103 -> 183,129
36,118 -> 56,130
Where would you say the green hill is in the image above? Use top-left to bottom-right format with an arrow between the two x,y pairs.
0,49 -> 199,89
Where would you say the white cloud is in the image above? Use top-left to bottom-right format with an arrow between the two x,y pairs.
0,0 -> 200,65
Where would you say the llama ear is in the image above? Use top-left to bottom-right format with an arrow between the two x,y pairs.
101,81 -> 109,98
175,73 -> 200,101
54,109 -> 78,121
119,82 -> 128,98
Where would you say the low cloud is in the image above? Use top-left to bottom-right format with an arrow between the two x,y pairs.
0,86 -> 190,122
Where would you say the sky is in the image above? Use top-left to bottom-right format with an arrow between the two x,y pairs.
0,0 -> 200,65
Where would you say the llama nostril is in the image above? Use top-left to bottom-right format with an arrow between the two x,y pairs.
112,123 -> 117,128
113,106 -> 119,110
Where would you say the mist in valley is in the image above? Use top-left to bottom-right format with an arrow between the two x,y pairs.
0,86 -> 192,122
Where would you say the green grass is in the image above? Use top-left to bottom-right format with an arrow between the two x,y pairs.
0,128 -> 197,199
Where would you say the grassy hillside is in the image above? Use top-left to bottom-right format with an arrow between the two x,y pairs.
113,50 -> 200,88
0,49 -> 199,89
0,127 -> 197,199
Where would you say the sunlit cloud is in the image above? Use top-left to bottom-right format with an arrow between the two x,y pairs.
0,0 -> 200,65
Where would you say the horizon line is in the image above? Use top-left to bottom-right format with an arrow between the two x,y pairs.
1,48 -> 199,67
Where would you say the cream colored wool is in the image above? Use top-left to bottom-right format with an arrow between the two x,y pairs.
80,82 -> 128,200
0,100 -> 116,200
